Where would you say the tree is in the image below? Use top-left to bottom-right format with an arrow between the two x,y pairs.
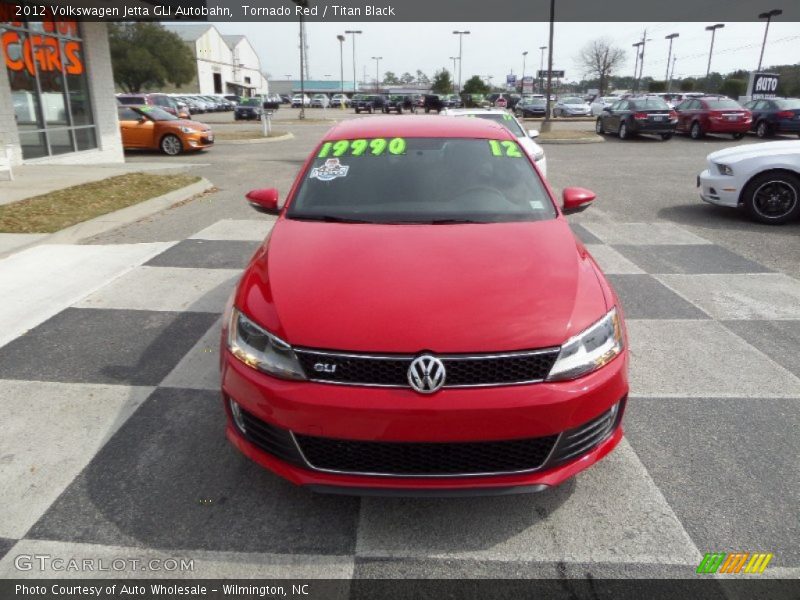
431,69 -> 453,94
679,78 -> 696,91
109,23 -> 195,92
415,70 -> 430,85
383,71 -> 399,85
648,80 -> 666,92
462,75 -> 490,95
720,78 -> 746,99
399,72 -> 415,85
576,38 -> 626,97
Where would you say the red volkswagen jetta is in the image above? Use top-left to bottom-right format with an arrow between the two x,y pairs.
221,116 -> 629,495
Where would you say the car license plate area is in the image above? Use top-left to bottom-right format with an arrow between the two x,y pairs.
652,115 -> 665,121
724,114 -> 739,121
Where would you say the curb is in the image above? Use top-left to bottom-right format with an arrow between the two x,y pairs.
0,177 -> 214,258
538,136 -> 605,145
214,132 -> 295,145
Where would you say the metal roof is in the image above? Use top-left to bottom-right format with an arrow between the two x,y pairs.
163,24 -> 214,42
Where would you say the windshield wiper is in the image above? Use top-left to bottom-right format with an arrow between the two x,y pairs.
289,214 -> 375,223
424,218 -> 485,224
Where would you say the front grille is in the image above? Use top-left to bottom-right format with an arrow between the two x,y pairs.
294,348 -> 560,389
294,433 -> 558,476
238,408 -> 304,465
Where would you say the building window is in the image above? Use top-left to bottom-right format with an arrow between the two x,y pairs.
1,16 -> 97,159
244,76 -> 251,84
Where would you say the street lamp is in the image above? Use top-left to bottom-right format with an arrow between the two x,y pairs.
372,56 -> 382,93
705,23 -> 725,81
637,32 -> 652,91
632,42 -> 643,91
291,0 -> 308,119
449,56 -> 459,92
345,30 -> 362,93
452,30 -> 470,93
538,45 -> 547,92
757,9 -> 782,71
521,51 -> 528,90
336,34 -> 345,98
544,0 -> 554,123
664,33 -> 679,90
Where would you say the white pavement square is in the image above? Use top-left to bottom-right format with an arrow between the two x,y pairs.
161,319 -> 222,390
656,273 -> 800,320
583,245 -> 646,274
581,223 -> 712,246
0,243 -> 175,349
626,320 -> 800,398
355,440 -> 700,565
75,266 -> 240,313
189,219 -> 275,242
0,381 -> 153,539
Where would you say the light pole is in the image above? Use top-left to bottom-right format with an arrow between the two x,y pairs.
544,0 -> 554,123
757,9 -> 782,71
521,51 -> 528,91
632,42 -> 642,91
705,24 -> 725,82
337,34 -> 345,99
372,56 -> 382,93
637,32 -> 652,91
345,30 -> 362,94
538,46 -> 546,92
452,30 -> 470,93
664,33 -> 679,89
449,57 -> 459,93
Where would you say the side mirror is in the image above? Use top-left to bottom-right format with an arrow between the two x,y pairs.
246,188 -> 280,215
562,187 -> 596,214
528,129 -> 540,139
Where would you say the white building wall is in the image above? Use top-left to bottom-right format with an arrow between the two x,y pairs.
0,22 -> 123,166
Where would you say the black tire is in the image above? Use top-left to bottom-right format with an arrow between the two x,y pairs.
618,121 -> 629,140
755,120 -> 771,139
742,171 -> 800,224
595,118 -> 605,135
160,134 -> 182,156
355,108 -> 360,114
660,132 -> 673,141
368,107 -> 374,114
732,132 -> 746,140
690,121 -> 703,139
424,108 -> 430,114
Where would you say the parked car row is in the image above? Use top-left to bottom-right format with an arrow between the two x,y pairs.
595,94 -> 800,141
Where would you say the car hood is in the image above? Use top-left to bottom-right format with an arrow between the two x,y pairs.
708,140 -> 800,164
237,218 -> 607,353
167,119 -> 209,130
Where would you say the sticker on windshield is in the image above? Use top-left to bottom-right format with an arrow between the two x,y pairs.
317,137 -> 407,158
488,140 -> 523,158
309,158 -> 350,181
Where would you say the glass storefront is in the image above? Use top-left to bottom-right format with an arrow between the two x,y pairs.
2,16 -> 97,159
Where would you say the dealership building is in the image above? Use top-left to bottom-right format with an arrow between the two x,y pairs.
1,14 -> 123,167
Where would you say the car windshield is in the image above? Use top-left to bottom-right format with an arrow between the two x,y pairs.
527,99 -> 546,106
775,98 -> 800,109
117,96 -> 144,105
630,98 -> 669,110
242,98 -> 260,106
136,106 -> 177,121
288,137 -> 554,224
705,98 -> 741,109
471,113 -> 525,137
561,97 -> 583,104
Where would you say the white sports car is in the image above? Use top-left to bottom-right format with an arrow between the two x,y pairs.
698,140 -> 800,224
441,108 -> 547,176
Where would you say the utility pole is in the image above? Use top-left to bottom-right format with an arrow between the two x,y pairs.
544,0 -> 554,123
664,33 -> 679,87
669,56 -> 677,90
632,42 -> 642,92
637,30 -> 652,92
344,30 -> 362,94
521,50 -> 528,92
705,24 -> 725,81
757,9 -> 782,71
372,56 -> 382,93
452,30 -> 470,93
337,34 -> 345,100
449,57 -> 459,93
538,46 -> 547,93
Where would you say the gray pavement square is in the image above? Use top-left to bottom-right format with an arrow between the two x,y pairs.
145,239 -> 261,270
624,397 -> 800,567
605,275 -> 709,320
0,308 -> 218,386
722,320 -> 800,379
569,223 -> 602,245
27,388 -> 361,555
612,244 -> 771,275
0,538 -> 15,562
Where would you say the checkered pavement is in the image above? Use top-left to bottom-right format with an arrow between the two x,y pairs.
0,212 -> 798,580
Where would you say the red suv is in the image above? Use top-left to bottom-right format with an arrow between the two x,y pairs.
675,96 -> 752,140
221,117 -> 628,495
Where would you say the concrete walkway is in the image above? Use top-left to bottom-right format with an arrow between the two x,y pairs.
0,160 -> 203,206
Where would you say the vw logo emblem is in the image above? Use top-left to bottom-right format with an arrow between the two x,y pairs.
407,355 -> 446,394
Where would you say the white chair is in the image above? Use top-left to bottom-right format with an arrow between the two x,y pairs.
0,144 -> 13,181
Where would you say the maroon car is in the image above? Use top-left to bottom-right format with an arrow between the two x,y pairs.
675,96 -> 752,140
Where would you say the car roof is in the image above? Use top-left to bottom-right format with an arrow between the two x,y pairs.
443,108 -> 513,116
324,115 -> 514,141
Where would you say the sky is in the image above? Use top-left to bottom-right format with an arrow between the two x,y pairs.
213,21 -> 800,86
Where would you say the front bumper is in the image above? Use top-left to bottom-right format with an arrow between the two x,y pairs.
221,348 -> 628,493
698,169 -> 740,208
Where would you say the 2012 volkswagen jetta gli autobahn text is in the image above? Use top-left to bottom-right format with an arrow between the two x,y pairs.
220,117 -> 629,495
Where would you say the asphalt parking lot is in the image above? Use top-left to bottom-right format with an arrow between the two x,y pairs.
0,109 -> 798,580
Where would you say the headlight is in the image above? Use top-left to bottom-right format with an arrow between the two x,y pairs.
547,308 -> 624,381
180,126 -> 195,134
227,308 -> 306,380
716,163 -> 734,176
